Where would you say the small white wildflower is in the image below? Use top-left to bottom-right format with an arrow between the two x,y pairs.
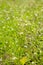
32,62 -> 35,64
35,13 -> 38,16
7,17 -> 10,20
12,57 -> 17,60
20,32 -> 23,35
34,52 -> 36,55
24,45 -> 27,48
0,57 -> 2,61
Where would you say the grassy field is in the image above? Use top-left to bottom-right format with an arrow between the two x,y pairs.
0,0 -> 43,65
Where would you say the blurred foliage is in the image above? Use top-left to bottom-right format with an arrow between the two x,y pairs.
0,0 -> 43,65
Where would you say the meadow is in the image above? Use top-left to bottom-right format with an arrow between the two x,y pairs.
0,0 -> 43,65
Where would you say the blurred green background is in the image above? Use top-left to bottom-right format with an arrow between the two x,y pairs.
0,0 -> 43,65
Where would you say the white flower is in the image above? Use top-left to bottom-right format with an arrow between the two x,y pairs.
24,45 -> 27,48
35,13 -> 38,16
19,32 -> 23,35
12,57 -> 17,60
0,57 -> 2,61
6,17 -> 10,20
34,52 -> 37,55
32,62 -> 35,64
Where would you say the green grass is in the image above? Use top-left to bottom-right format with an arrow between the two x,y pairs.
0,0 -> 43,65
